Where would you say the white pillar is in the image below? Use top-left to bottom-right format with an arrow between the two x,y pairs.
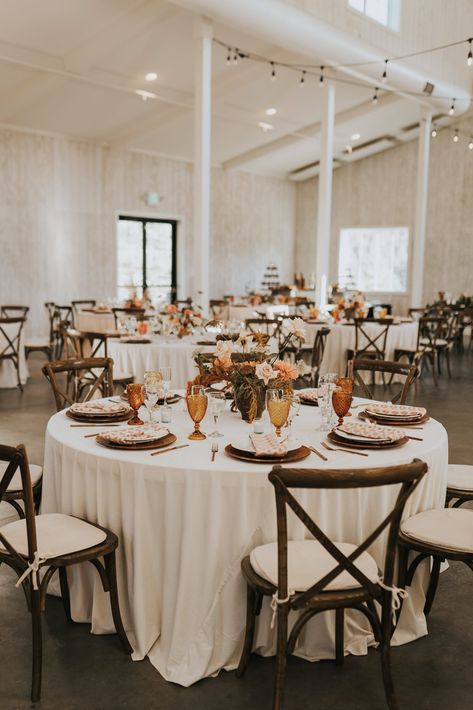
193,17 -> 212,315
410,107 -> 432,308
315,81 -> 335,307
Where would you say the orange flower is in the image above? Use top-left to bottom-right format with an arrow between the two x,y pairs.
273,360 -> 299,381
167,304 -> 178,313
215,355 -> 233,369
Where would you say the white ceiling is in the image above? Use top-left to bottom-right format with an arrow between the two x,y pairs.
0,0 -> 470,179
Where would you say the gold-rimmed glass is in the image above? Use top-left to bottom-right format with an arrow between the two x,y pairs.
332,386 -> 353,427
127,383 -> 145,425
186,384 -> 208,440
266,389 -> 291,437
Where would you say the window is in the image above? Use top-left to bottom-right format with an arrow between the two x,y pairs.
338,227 -> 409,293
117,216 -> 177,304
348,0 -> 400,30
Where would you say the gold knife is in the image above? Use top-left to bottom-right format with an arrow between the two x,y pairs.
151,444 -> 190,457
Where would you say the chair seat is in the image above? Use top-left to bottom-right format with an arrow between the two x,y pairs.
419,338 -> 447,347
447,464 -> 473,492
25,338 -> 50,348
249,540 -> 379,592
401,509 -> 473,553
113,371 -> 133,382
0,513 -> 107,558
0,461 -> 43,491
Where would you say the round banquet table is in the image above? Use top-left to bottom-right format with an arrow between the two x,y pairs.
107,336 -> 215,389
42,396 -> 448,687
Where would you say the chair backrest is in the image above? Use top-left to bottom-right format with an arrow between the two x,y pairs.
0,317 -> 26,361
209,300 -> 227,318
61,326 -> 107,360
348,358 -> 419,404
0,444 -> 37,569
1,305 -> 29,318
417,316 -> 446,352
268,460 -> 427,605
112,308 -> 145,328
245,318 -> 282,340
354,318 -> 392,359
71,300 -> 96,326
311,327 -> 331,372
42,357 -> 114,411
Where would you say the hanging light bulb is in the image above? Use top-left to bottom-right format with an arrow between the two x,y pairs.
372,87 -> 379,105
469,137 -> 473,150
382,59 -> 388,83
431,125 -> 437,138
271,62 -> 276,81
449,99 -> 455,115
467,38 -> 473,66
300,70 -> 306,87
319,66 -> 324,87
233,49 -> 239,65
453,130 -> 459,143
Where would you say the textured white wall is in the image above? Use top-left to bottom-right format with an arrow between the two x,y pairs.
0,128 -> 295,336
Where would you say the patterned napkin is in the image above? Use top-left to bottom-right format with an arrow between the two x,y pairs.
70,401 -> 128,415
338,421 -> 404,442
299,388 -> 319,402
364,403 -> 426,419
101,424 -> 168,445
249,433 -> 288,457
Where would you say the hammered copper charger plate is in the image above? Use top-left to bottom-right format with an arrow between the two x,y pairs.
300,398 -> 318,407
66,409 -> 132,424
96,432 -> 177,450
225,444 -> 311,464
328,430 -> 408,450
358,411 -> 429,427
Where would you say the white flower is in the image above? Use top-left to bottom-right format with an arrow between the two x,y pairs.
296,359 -> 310,375
215,340 -> 234,360
255,362 -> 278,385
286,317 -> 306,341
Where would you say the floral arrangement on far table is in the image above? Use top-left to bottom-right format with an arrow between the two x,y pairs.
162,303 -> 203,338
332,293 -> 367,322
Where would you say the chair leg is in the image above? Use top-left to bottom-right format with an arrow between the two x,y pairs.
273,606 -> 288,710
335,608 -> 344,665
424,557 -> 442,616
431,353 -> 438,386
58,567 -> 72,622
236,585 -> 259,677
446,350 -> 452,378
379,604 -> 398,710
31,588 -> 42,703
104,552 -> 133,654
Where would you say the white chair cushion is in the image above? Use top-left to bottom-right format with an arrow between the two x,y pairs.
25,338 -> 50,348
447,464 -> 473,492
401,509 -> 473,553
419,338 -> 447,347
113,371 -> 133,381
0,513 -> 107,558
250,540 -> 379,592
0,461 -> 43,491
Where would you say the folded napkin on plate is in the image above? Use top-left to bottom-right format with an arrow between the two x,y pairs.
70,401 -> 126,414
102,424 -> 168,444
299,389 -> 319,402
338,422 -> 404,441
250,433 -> 288,457
365,403 -> 426,418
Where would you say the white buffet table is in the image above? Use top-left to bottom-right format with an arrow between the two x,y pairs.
42,396 -> 448,687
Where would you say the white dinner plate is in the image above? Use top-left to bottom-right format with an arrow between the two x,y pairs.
232,437 -> 301,454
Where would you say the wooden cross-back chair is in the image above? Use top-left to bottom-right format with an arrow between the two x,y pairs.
237,460 -> 428,710
245,318 -> 282,346
1,305 -> 29,318
350,317 -> 392,361
395,316 -> 447,386
42,357 -> 114,412
310,327 -> 330,384
71,300 -> 96,326
112,307 -> 145,329
0,316 -> 26,390
0,443 -> 132,702
209,299 -> 227,319
25,303 -> 56,361
347,358 -> 420,405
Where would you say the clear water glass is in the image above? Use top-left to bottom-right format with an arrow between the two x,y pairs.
207,390 -> 226,437
158,367 -> 172,404
318,372 -> 338,431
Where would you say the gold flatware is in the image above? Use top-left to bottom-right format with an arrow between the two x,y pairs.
211,441 -> 219,462
84,430 -> 120,438
321,441 -> 369,457
407,435 -> 423,441
150,444 -> 190,457
308,445 -> 328,462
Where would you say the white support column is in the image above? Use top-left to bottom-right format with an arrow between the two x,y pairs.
410,107 -> 432,308
315,81 -> 336,307
193,17 -> 212,315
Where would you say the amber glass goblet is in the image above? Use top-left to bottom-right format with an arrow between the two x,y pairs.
127,383 -> 145,425
336,377 -> 354,416
332,386 -> 353,427
186,384 -> 208,440
266,389 -> 291,437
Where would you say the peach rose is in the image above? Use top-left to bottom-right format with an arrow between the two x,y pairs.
273,360 -> 299,381
255,362 -> 278,385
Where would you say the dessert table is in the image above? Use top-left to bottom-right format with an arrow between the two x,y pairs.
42,396 -> 448,687
107,336 -> 215,389
0,321 -> 28,388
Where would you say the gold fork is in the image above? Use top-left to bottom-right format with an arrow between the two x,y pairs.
321,441 -> 369,457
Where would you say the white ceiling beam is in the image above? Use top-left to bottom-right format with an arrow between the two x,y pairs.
0,74 -> 68,122
64,0 -> 178,73
221,92 -> 402,170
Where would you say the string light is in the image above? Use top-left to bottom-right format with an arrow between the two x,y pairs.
300,70 -> 306,87
431,125 -> 437,138
453,130 -> 459,143
382,59 -> 388,83
319,66 -> 324,87
226,47 -> 231,65
271,62 -> 276,81
469,137 -> 473,150
449,99 -> 456,115
372,87 -> 379,105
468,39 -> 473,66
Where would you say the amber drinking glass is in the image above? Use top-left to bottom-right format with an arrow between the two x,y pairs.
186,385 -> 208,440
336,377 -> 354,416
266,389 -> 291,437
332,386 -> 353,427
127,383 -> 145,425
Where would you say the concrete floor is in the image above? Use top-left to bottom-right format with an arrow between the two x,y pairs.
0,353 -> 472,710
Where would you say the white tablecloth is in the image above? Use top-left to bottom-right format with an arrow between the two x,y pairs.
75,311 -> 115,333
107,336 -> 215,388
42,396 -> 448,687
0,322 -> 28,388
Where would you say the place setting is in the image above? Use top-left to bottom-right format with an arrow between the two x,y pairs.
66,399 -> 133,424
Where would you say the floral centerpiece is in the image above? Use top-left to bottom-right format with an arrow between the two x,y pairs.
193,318 -> 307,422
162,303 -> 203,338
332,293 -> 367,322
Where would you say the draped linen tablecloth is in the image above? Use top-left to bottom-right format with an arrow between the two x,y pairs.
107,336 -> 215,389
75,310 -> 115,333
0,321 -> 28,388
42,396 -> 448,687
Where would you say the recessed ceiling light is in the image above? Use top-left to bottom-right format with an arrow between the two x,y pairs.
351,132 -> 361,141
258,121 -> 274,132
266,107 -> 277,116
145,72 -> 158,81
136,89 -> 157,101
